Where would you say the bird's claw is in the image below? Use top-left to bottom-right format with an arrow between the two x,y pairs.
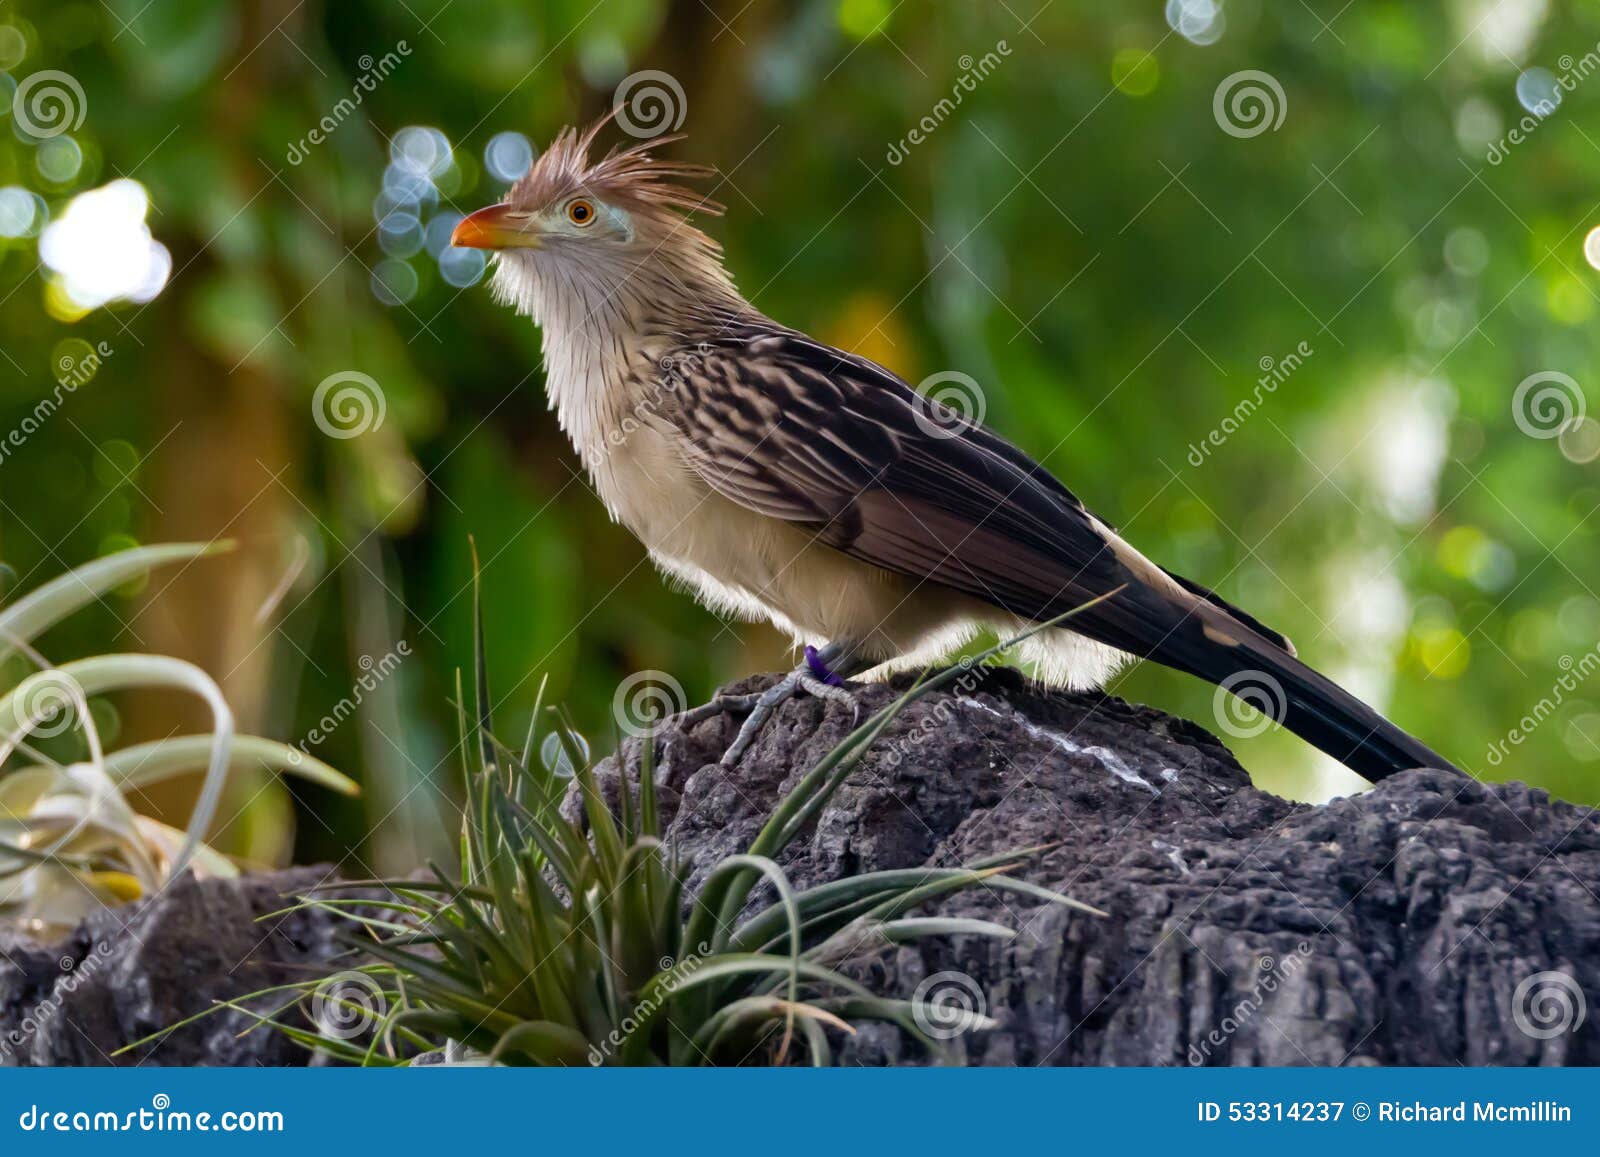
716,670 -> 858,767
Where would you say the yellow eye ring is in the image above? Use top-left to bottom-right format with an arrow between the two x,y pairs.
567,198 -> 596,226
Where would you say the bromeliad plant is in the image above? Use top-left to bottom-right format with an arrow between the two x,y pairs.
0,544 -> 357,939
203,590 -> 1110,1066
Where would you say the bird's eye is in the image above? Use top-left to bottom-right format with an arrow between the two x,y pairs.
567,198 -> 596,226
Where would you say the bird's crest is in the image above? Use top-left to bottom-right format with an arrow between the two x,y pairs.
507,112 -> 725,222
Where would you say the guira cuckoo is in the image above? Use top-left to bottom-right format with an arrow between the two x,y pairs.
453,119 -> 1459,781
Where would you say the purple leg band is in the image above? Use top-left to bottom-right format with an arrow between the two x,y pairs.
805,645 -> 845,687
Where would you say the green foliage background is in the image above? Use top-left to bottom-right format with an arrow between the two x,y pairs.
1,0 -> 1598,871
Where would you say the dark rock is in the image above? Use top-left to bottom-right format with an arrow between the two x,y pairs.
6,668 -> 1596,1067
0,866 -> 353,1066
599,666 -> 1600,1066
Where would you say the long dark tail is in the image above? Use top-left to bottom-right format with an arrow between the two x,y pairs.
1165,625 -> 1459,782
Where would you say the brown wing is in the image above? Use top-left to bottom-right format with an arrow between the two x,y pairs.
661,321 -> 1295,669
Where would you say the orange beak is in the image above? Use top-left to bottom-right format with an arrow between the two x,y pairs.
450,204 -> 532,250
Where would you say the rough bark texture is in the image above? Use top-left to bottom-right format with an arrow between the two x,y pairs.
0,867 -> 348,1066
622,668 -> 1600,1066
3,669 -> 1596,1066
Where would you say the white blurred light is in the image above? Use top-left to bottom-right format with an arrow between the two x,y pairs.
1470,0 -> 1547,64
377,211 -> 424,258
39,179 -> 170,308
439,245 -> 486,288
1583,225 -> 1600,271
35,136 -> 82,184
1164,0 -> 1224,46
1515,67 -> 1561,117
0,186 -> 38,237
1560,416 -> 1600,464
381,162 -> 436,209
484,131 -> 534,183
424,212 -> 462,258
391,125 -> 452,178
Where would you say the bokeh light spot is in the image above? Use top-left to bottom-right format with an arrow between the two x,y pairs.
1112,49 -> 1160,97
484,131 -> 534,184
35,135 -> 82,184
1559,416 -> 1600,464
377,211 -> 424,258
1583,225 -> 1600,272
39,179 -> 170,309
0,185 -> 38,237
836,0 -> 891,40
1165,0 -> 1224,45
1515,68 -> 1561,117
370,258 -> 418,306
439,245 -> 486,287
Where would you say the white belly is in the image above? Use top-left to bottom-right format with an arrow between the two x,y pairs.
582,423 -> 1126,688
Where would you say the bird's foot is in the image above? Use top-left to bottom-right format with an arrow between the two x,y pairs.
668,640 -> 867,772
718,668 -> 858,767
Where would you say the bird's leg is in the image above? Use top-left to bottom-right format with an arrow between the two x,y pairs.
668,641 -> 867,769
717,640 -> 867,767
